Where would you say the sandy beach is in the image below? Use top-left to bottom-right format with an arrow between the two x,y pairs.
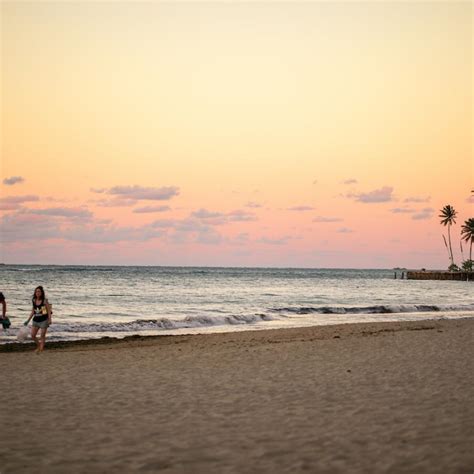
1,318 -> 473,473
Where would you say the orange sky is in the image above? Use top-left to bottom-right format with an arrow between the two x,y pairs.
1,1 -> 472,267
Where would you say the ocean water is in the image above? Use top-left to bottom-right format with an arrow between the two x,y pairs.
1,265 -> 473,344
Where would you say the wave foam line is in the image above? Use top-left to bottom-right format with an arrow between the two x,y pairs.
49,313 -> 275,333
270,303 -> 474,315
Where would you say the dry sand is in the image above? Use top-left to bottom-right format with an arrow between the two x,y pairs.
1,318 -> 473,473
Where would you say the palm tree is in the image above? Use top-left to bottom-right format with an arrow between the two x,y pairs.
461,217 -> 474,263
439,205 -> 457,267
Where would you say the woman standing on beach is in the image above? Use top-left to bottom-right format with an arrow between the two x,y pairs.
24,286 -> 52,353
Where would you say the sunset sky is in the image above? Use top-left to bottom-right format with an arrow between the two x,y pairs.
1,1 -> 472,268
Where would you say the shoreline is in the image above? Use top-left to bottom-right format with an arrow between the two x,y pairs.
0,317 -> 461,353
2,318 -> 473,473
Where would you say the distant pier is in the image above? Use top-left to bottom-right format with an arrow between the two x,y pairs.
406,271 -> 472,281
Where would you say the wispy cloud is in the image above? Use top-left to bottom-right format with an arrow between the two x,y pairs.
0,213 -> 60,241
234,232 -> 250,243
44,196 -> 74,203
92,198 -> 138,208
92,185 -> 179,201
287,206 -> 315,211
337,227 -> 353,233
404,196 -> 430,203
133,205 -> 170,214
192,209 -> 223,219
191,208 -> 257,225
150,219 -> 180,229
0,195 -> 39,210
0,195 -> 39,204
258,236 -> 291,245
412,208 -> 434,220
25,207 -> 93,219
61,225 -> 164,243
245,201 -> 262,208
313,216 -> 343,222
226,210 -> 257,222
149,217 -> 226,245
139,214 -> 263,246
0,202 -> 22,211
342,179 -> 358,185
195,228 -> 223,245
0,211 -> 164,244
3,176 -> 25,186
348,186 -> 394,203
390,207 -> 415,214
108,185 -> 179,201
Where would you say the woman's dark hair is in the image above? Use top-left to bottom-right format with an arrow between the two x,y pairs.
32,286 -> 45,305
0,292 -> 4,302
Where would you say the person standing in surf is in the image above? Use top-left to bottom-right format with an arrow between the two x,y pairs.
24,286 -> 52,353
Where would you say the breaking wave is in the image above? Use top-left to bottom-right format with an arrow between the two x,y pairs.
270,303 -> 474,315
30,304 -> 474,336
50,313 -> 276,333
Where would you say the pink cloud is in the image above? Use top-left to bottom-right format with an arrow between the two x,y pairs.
0,213 -> 60,241
287,206 -> 315,211
390,207 -> 415,214
313,216 -> 343,222
61,224 -> 164,243
348,186 -> 394,203
0,195 -> 40,211
226,210 -> 257,222
90,187 -> 106,194
258,236 -> 291,245
412,208 -> 434,220
192,209 -> 223,219
26,207 -> 93,219
91,198 -> 137,207
108,185 -> 179,201
133,205 -> 170,214
191,208 -> 257,224
245,202 -> 262,208
404,196 -> 431,203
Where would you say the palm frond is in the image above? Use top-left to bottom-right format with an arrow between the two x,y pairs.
442,234 -> 449,249
461,218 -> 474,242
439,205 -> 458,226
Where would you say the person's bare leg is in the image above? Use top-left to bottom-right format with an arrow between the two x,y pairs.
31,326 -> 40,352
39,327 -> 48,352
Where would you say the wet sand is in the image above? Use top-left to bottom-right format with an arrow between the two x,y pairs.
1,318 -> 473,473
